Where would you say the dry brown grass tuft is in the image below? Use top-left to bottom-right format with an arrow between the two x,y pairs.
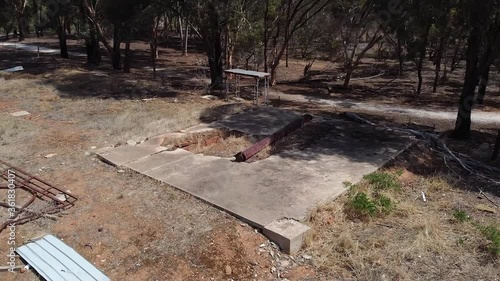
189,134 -> 254,158
305,170 -> 500,281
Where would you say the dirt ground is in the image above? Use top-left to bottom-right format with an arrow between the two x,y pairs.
1,34 -> 499,281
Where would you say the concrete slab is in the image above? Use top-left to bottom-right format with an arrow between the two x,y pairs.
95,145 -> 168,167
124,149 -> 193,173
215,107 -> 302,135
180,123 -> 220,134
121,118 -> 412,226
142,132 -> 187,146
100,117 -> 414,251
263,219 -> 311,254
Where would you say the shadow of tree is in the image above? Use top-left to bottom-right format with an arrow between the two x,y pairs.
199,101 -> 500,200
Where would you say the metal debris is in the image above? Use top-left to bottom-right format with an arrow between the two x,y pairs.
17,234 -> 110,281
10,111 -> 31,117
0,160 -> 77,231
2,66 -> 24,72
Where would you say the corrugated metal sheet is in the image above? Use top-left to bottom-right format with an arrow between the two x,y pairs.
16,235 -> 110,281
224,69 -> 271,78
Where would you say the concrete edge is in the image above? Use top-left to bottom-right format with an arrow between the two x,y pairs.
263,218 -> 311,255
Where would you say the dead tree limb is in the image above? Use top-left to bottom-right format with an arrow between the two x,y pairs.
344,112 -> 500,206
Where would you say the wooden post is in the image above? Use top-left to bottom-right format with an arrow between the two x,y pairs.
492,129 -> 500,161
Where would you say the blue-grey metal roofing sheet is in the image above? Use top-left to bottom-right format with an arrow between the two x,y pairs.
16,235 -> 110,281
224,68 -> 271,78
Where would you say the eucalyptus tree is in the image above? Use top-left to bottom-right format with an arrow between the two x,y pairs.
7,0 -> 28,40
265,0 -> 330,84
334,0 -> 386,88
452,0 -> 500,139
0,0 -> 15,39
101,0 -> 150,71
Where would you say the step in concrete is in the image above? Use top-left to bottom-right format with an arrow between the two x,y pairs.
95,145 -> 169,167
124,149 -> 193,173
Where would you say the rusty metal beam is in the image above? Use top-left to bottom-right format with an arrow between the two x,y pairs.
235,114 -> 313,162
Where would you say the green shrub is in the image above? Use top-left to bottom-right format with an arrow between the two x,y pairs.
377,195 -> 394,214
347,192 -> 395,219
350,192 -> 378,217
479,225 -> 500,257
363,172 -> 401,191
452,209 -> 470,223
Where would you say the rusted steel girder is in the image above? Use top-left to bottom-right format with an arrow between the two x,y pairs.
235,114 -> 313,162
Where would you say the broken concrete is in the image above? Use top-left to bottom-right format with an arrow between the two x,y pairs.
99,115 -> 414,252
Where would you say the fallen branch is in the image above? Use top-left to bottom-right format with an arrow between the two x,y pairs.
442,155 -> 498,207
344,112 -> 500,206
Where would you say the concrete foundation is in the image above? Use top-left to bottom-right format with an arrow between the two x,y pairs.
97,112 -> 414,253
263,219 -> 311,254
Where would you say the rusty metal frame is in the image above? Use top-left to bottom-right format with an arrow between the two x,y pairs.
0,160 -> 77,232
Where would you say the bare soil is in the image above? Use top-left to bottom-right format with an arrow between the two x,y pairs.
0,34 -> 499,281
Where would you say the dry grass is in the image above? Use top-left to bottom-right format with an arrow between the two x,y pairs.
0,73 -> 229,145
305,169 -> 500,281
189,134 -> 254,158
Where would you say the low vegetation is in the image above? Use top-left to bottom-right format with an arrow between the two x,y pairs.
306,166 -> 500,280
478,224 -> 500,257
344,171 -> 400,220
453,209 -> 471,223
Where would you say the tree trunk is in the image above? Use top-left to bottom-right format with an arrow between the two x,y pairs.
179,17 -> 185,56
66,20 -> 71,35
184,22 -> 189,56
451,10 -> 482,139
398,54 -> 404,76
85,32 -> 101,65
442,45 -> 449,82
285,42 -> 289,67
123,41 -> 131,73
57,18 -> 69,59
416,25 -> 431,95
17,14 -> 24,41
270,63 -> 278,84
112,24 -> 121,70
150,17 -> 160,60
476,43 -> 492,105
343,64 -> 353,88
207,34 -> 223,86
433,36 -> 446,92
450,40 -> 463,72
263,0 -> 269,73
202,5 -> 224,86
493,130 -> 500,161
477,64 -> 490,105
